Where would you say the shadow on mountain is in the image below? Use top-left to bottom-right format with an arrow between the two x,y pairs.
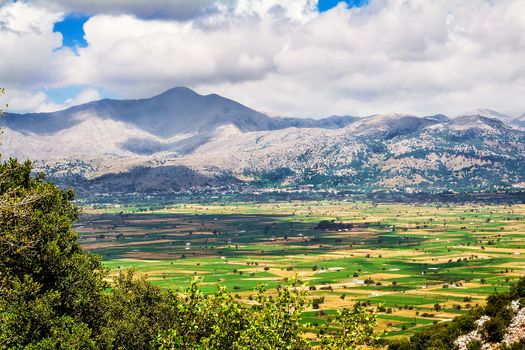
120,134 -> 212,155
85,166 -> 241,194
2,87 -> 360,138
1,112 -> 82,135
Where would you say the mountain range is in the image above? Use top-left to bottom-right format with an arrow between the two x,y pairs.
1,87 -> 525,195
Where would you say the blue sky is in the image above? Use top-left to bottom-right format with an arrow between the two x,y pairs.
317,0 -> 368,12
51,14 -> 90,104
53,14 -> 89,52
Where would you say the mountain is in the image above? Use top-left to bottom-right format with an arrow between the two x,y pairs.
458,108 -> 514,122
1,87 -> 360,157
2,87 -> 275,137
457,109 -> 525,130
1,87 -> 525,195
272,115 -> 359,129
172,113 -> 524,192
511,113 -> 525,130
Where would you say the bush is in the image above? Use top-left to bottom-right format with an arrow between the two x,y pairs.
483,317 -> 506,343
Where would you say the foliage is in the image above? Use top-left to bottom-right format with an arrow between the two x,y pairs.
484,317 -> 506,343
320,305 -> 379,350
501,339 -> 525,350
0,157 -> 108,348
0,87 -> 5,114
155,281 -> 310,350
154,279 -> 249,350
233,284 -> 309,350
388,277 -> 525,350
155,280 -> 379,350
101,269 -> 178,349
315,220 -> 353,231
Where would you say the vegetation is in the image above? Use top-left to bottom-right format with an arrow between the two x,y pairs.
78,200 -> 525,338
0,157 -> 378,349
389,278 -> 525,350
0,158 -> 107,348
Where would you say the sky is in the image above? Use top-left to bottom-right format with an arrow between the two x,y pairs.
0,0 -> 524,118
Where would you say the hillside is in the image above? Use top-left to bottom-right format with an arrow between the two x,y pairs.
1,87 -> 525,195
390,278 -> 525,350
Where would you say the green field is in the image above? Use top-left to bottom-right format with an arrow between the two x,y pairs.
76,201 -> 525,338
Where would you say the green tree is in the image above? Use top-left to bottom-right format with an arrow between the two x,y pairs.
103,270 -> 179,349
320,305 -> 378,350
0,158 -> 108,348
155,282 -> 309,350
155,279 -> 248,350
234,285 -> 309,350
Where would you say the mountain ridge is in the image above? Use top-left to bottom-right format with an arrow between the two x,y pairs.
2,87 -> 360,138
1,87 -> 525,195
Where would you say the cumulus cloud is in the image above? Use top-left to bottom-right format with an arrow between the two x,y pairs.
29,0 -> 223,21
0,2 -> 73,87
0,0 -> 524,117
205,0 -> 525,117
0,88 -> 101,113
68,12 -> 290,96
29,0 -> 317,22
0,89 -> 51,112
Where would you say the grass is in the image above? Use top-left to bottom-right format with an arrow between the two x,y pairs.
76,201 -> 525,338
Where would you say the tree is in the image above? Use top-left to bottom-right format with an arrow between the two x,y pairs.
234,285 -> 309,350
320,305 -> 378,350
0,87 -> 5,114
102,270 -> 179,349
155,279 -> 248,350
155,282 -> 309,350
0,158 -> 108,348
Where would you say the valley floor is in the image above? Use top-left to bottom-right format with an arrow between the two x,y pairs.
76,201 -> 525,339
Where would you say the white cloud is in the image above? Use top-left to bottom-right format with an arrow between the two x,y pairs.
63,88 -> 100,106
233,0 -> 317,22
0,89 -> 50,112
1,0 -> 525,117
205,0 -> 525,117
29,0 -> 317,22
0,2 -> 74,88
29,0 -> 223,21
0,88 -> 101,113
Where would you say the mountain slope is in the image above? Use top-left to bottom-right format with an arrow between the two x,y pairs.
2,87 -> 276,137
458,108 -> 515,122
2,87 -> 360,137
167,114 -> 525,192
1,87 -> 360,157
1,88 -> 525,194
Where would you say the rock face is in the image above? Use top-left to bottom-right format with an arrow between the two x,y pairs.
1,87 -> 525,194
454,301 -> 525,350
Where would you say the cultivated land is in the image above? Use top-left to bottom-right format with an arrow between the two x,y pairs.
76,201 -> 525,339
